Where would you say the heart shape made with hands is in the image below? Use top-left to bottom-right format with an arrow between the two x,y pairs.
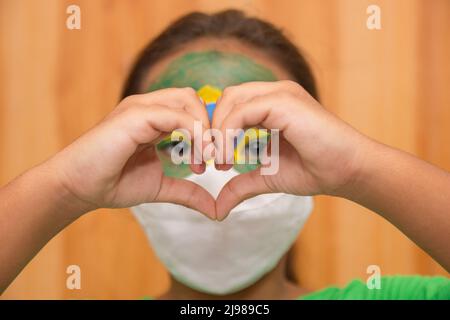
158,85 -> 281,221
147,81 -> 326,222
182,136 -> 276,222
156,85 -> 297,222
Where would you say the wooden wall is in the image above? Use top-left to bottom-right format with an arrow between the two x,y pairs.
1,0 -> 449,299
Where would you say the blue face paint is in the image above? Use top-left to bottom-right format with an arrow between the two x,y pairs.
205,102 -> 216,122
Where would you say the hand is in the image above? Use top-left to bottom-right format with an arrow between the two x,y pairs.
213,80 -> 372,220
48,88 -> 216,219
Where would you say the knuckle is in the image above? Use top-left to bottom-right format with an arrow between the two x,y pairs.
234,101 -> 248,111
277,90 -> 297,102
281,80 -> 308,97
280,79 -> 301,90
180,87 -> 197,97
226,178 -> 242,199
120,94 -> 139,107
127,104 -> 147,117
184,183 -> 197,203
221,86 -> 237,98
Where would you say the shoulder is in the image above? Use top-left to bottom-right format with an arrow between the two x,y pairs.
299,275 -> 450,300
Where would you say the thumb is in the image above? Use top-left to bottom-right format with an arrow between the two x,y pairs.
154,176 -> 216,220
215,168 -> 273,221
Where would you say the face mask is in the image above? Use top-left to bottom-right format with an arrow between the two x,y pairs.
131,165 -> 313,295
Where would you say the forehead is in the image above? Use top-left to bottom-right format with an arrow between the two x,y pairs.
140,38 -> 293,92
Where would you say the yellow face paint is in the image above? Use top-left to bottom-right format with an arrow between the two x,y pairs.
234,129 -> 270,162
197,85 -> 222,122
197,85 -> 222,104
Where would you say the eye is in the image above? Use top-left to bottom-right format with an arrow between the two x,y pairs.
245,138 -> 268,158
157,139 -> 190,157
155,134 -> 193,179
245,139 -> 260,155
171,140 -> 190,157
234,139 -> 264,174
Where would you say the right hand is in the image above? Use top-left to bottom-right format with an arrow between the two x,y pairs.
47,88 -> 216,219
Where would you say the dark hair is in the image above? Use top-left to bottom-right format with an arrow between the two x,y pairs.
122,9 -> 316,285
121,9 -> 318,100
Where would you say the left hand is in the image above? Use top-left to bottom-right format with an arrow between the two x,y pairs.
212,80 -> 372,220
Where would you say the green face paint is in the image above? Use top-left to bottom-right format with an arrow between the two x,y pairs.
157,141 -> 192,177
148,51 -> 278,178
148,51 -> 277,91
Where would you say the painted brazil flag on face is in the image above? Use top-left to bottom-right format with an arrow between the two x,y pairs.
149,51 -> 278,177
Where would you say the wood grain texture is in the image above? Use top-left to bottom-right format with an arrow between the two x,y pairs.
1,0 -> 448,299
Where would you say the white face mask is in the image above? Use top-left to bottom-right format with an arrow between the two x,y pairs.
131,165 -> 313,295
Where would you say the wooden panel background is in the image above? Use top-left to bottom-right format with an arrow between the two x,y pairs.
1,0 -> 449,299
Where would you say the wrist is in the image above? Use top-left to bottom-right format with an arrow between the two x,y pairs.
33,160 -> 96,221
334,136 -> 386,201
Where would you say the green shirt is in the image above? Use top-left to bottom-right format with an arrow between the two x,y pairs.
143,275 -> 450,300
300,275 -> 450,300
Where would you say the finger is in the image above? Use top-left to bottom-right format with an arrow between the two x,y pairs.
145,106 -> 211,166
189,146 -> 206,174
216,93 -> 291,165
215,168 -> 273,221
140,88 -> 213,165
212,81 -> 297,130
134,87 -> 211,128
155,175 -> 216,220
123,104 -> 208,148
